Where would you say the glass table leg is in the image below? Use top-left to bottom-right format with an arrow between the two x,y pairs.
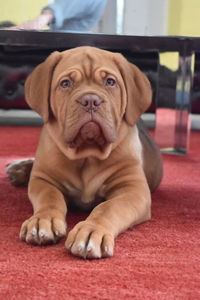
155,51 -> 193,154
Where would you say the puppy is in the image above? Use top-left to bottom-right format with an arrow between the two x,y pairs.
7,46 -> 163,259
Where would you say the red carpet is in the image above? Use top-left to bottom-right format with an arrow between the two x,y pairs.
0,126 -> 199,300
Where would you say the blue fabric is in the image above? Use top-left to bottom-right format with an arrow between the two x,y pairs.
43,0 -> 106,32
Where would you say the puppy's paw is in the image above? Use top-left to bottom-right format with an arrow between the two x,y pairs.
6,159 -> 34,186
20,211 -> 67,245
65,221 -> 114,259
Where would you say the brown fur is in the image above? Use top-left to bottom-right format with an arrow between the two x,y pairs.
8,47 -> 163,259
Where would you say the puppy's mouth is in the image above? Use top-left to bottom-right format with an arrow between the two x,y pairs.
68,121 -> 108,150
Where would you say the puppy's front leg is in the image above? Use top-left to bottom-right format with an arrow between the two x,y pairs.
66,165 -> 151,259
20,177 -> 67,245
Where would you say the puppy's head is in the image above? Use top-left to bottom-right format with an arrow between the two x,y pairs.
25,46 -> 151,159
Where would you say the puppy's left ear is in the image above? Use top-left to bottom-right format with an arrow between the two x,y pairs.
25,51 -> 61,123
115,54 -> 152,126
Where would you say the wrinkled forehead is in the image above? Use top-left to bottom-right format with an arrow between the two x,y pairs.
53,48 -> 120,77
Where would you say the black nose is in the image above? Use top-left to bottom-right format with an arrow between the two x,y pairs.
78,94 -> 103,111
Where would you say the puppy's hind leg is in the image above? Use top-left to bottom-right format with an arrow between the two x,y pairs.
6,159 -> 34,186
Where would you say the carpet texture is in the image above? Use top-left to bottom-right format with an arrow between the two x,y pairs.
0,126 -> 199,300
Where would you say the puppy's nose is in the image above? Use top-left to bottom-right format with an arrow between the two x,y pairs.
78,94 -> 103,111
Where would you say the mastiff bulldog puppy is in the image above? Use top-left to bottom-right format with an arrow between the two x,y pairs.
7,46 -> 163,259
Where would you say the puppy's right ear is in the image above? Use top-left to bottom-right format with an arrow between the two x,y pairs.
25,51 -> 61,123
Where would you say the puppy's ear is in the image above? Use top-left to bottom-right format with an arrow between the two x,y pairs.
25,51 -> 61,123
115,54 -> 152,126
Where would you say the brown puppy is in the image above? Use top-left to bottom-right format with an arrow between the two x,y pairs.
8,46 -> 163,259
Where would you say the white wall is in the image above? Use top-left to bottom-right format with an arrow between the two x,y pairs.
123,0 -> 169,36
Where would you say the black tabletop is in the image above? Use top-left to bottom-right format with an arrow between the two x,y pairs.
0,30 -> 200,54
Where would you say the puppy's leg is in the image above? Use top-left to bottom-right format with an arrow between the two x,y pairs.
20,177 -> 67,245
7,159 -> 34,186
65,164 -> 151,259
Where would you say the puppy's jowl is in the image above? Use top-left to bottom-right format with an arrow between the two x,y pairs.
7,47 -> 163,259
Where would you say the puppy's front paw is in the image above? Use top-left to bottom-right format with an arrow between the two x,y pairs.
20,211 -> 67,245
65,221 -> 114,259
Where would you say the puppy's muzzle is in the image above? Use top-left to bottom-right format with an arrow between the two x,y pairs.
77,94 -> 103,112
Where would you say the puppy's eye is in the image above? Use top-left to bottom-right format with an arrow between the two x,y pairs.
60,79 -> 73,88
105,77 -> 116,87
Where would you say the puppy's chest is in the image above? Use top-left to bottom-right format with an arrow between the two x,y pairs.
61,160 -> 107,210
62,181 -> 106,210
